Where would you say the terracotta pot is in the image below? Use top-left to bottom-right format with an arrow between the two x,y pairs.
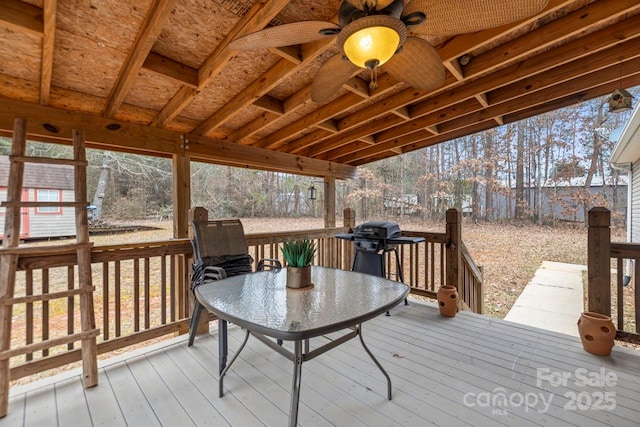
286,266 -> 312,289
437,285 -> 459,317
577,312 -> 616,356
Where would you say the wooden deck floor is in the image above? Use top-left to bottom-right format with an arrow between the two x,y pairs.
3,299 -> 640,426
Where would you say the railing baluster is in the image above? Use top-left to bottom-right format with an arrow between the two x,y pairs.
103,262 -> 109,340
144,257 -> 150,330
635,260 -> 640,334
25,270 -> 33,362
134,259 -> 140,332
115,261 -> 121,337
170,255 -> 176,323
67,266 -> 74,350
161,255 -> 167,325
42,269 -> 49,357
616,258 -> 624,331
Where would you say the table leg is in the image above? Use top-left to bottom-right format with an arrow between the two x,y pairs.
219,327 -> 250,397
357,325 -> 392,400
218,320 -> 227,375
288,340 -> 303,427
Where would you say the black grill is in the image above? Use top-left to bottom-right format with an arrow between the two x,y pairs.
336,221 -> 424,279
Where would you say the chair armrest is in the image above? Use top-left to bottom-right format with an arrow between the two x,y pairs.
257,258 -> 282,271
203,266 -> 227,282
191,265 -> 227,293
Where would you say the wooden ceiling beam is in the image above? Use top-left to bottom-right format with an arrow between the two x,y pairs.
269,45 -> 302,64
142,52 -> 198,88
229,84 -> 315,144
253,95 -> 284,114
150,0 -> 291,128
462,0 -> 640,81
254,72 -> 400,150
437,0 -> 574,62
438,58 -> 640,135
444,60 -> 464,81
0,0 -> 43,36
373,33 -> 640,146
337,61 -> 640,164
316,120 -> 338,132
103,0 -> 177,118
296,115 -> 406,157
350,121 -> 495,166
343,77 -> 370,98
39,0 -> 56,106
184,135 -> 356,180
300,0 -> 640,154
0,97 -> 182,155
226,112 -> 280,142
355,73 -> 640,166
305,13 -> 640,158
364,48 -> 640,154
193,59 -> 300,136
322,2 -> 580,135
321,98 -> 480,161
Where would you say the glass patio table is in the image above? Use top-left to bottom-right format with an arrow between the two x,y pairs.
195,266 -> 410,427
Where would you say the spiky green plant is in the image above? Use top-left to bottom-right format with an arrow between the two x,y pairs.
281,239 -> 316,268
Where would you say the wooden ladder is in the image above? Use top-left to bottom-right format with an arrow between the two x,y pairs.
0,118 -> 99,417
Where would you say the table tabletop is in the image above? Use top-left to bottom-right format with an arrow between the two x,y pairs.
195,266 -> 410,341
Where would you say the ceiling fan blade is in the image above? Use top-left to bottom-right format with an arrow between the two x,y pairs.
404,0 -> 549,36
383,37 -> 445,91
311,54 -> 361,102
345,0 -> 396,11
228,21 -> 340,51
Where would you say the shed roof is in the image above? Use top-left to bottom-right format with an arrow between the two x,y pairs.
1,0 -> 639,179
0,155 -> 74,189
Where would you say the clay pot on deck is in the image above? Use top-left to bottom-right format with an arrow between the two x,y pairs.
437,285 -> 459,317
577,312 -> 616,356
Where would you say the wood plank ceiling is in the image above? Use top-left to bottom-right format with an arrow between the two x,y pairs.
0,0 -> 639,179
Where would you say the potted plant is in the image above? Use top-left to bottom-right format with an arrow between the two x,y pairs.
282,239 -> 316,289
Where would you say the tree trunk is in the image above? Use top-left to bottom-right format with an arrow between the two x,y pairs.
483,131 -> 495,222
91,153 -> 111,220
515,123 -> 526,220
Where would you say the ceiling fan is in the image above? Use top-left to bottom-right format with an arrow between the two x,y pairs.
229,0 -> 549,102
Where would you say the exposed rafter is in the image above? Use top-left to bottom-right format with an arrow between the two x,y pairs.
103,0 -> 178,118
39,0 -> 56,105
150,0 -> 292,128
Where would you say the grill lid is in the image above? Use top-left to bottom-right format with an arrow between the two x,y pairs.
353,221 -> 401,239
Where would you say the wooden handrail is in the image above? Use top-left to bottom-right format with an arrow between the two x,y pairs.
6,220 -> 484,384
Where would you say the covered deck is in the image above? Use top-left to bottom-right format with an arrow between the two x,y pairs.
3,299 -> 639,427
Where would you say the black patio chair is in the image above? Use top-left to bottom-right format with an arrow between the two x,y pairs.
188,219 -> 281,346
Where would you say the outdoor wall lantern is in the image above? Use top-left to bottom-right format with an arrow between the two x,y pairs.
308,185 -> 317,201
308,180 -> 324,201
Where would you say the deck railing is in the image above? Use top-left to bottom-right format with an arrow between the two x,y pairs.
588,207 -> 640,344
6,209 -> 483,383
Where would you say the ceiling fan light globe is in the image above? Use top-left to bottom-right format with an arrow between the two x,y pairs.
343,26 -> 400,68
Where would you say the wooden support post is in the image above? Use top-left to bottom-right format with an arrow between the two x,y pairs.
324,176 -> 336,228
172,155 -> 190,321
188,207 -> 210,335
343,208 -> 356,270
72,129 -> 98,389
445,208 -> 462,290
323,177 -> 336,266
0,118 -> 26,417
588,207 -> 611,316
